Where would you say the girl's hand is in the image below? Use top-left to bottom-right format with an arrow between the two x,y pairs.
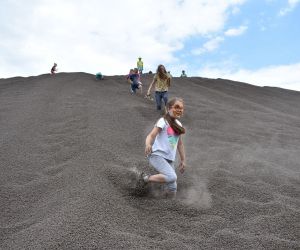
145,144 -> 152,156
179,161 -> 186,173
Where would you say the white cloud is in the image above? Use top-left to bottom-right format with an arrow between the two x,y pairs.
191,37 -> 224,55
279,0 -> 300,16
191,24 -> 247,57
231,6 -> 241,15
224,25 -> 248,36
0,0 -> 246,77
198,63 -> 300,91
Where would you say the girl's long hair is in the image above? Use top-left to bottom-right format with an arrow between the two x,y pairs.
156,64 -> 169,80
164,97 -> 185,135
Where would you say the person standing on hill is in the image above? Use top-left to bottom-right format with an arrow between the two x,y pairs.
139,97 -> 186,198
146,64 -> 171,111
137,57 -> 144,74
180,70 -> 187,77
51,63 -> 57,74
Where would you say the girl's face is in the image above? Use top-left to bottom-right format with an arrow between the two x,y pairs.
169,101 -> 184,118
158,65 -> 165,72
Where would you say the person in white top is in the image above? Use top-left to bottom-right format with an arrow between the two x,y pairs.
141,97 -> 186,198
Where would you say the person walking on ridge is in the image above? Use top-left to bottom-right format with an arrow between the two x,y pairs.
51,63 -> 57,74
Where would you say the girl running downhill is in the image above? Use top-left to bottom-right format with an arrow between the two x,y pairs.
146,64 -> 171,111
140,97 -> 186,198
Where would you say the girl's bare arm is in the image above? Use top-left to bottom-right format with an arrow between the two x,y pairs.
145,126 -> 161,155
147,79 -> 156,95
177,136 -> 186,173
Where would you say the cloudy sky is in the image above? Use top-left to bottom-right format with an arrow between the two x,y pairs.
1,0 -> 300,91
